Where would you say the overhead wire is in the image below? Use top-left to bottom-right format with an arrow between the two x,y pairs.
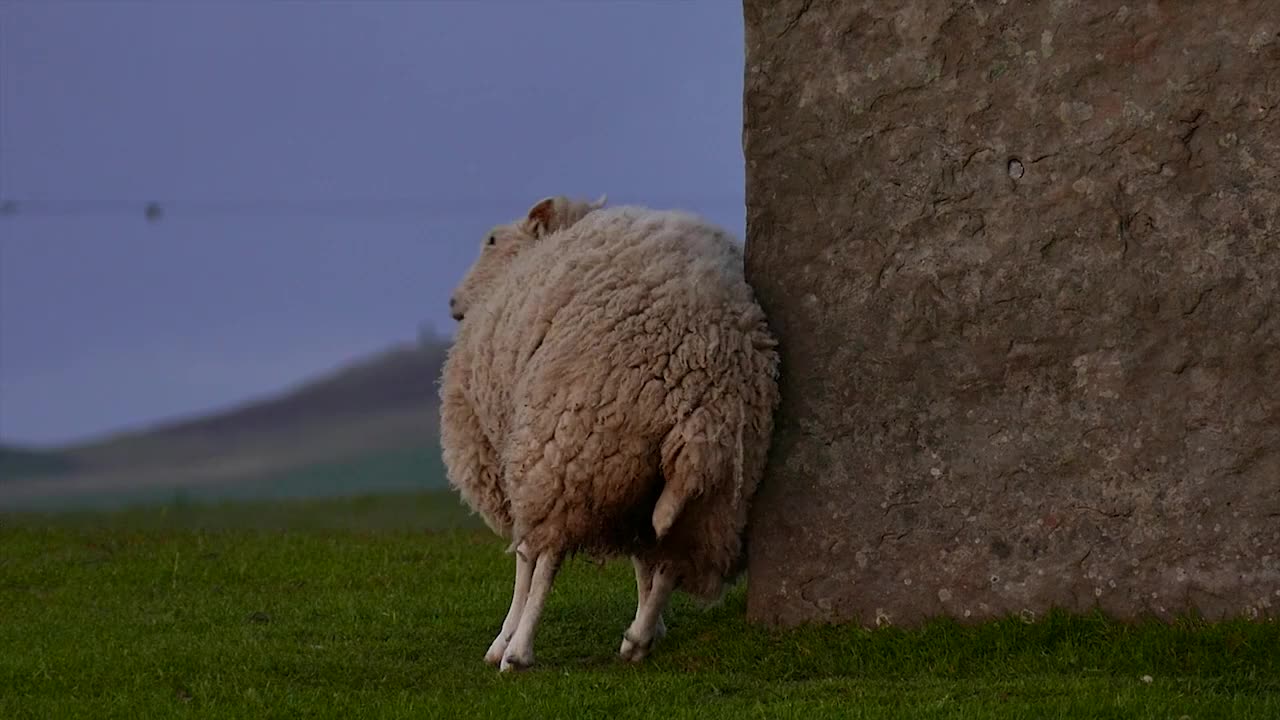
0,192 -> 746,223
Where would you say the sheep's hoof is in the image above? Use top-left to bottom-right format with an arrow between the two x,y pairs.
484,635 -> 510,665
499,651 -> 533,673
619,629 -> 654,663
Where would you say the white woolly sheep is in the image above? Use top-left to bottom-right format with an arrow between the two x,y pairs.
438,195 -> 780,672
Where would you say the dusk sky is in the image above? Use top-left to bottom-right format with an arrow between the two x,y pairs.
0,1 -> 746,446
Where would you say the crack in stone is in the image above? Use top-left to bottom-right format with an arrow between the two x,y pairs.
777,0 -> 814,40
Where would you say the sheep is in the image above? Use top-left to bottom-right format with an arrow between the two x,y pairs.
438,195 -> 780,672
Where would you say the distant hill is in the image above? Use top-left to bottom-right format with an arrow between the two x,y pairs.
0,336 -> 454,510
142,340 -> 449,443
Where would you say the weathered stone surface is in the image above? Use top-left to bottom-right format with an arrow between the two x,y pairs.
743,0 -> 1280,627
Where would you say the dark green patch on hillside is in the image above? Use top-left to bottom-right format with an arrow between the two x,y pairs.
0,445 -> 77,482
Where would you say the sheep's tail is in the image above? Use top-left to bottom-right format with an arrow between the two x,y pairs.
652,394 -> 746,539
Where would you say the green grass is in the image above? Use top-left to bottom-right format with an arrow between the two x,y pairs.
2,495 -> 1277,719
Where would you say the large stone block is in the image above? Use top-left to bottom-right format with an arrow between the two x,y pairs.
743,0 -> 1280,627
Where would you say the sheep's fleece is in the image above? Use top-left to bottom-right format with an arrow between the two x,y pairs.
439,197 -> 780,602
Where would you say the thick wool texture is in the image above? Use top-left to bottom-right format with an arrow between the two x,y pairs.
439,199 -> 780,600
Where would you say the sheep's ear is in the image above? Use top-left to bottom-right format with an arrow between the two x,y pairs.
591,194 -> 607,209
525,197 -> 558,238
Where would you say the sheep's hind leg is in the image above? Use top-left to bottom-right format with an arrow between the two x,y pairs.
499,550 -> 563,672
630,557 -> 666,643
484,543 -> 533,665
619,565 -> 675,662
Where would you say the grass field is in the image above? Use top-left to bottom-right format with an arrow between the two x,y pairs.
3,493 -> 1278,719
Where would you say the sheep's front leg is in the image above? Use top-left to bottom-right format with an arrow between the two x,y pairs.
499,550 -> 563,672
484,543 -> 533,665
629,556 -> 666,643
619,565 -> 675,662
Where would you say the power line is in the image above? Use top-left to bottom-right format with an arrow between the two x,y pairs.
0,198 -> 451,222
0,193 -> 747,223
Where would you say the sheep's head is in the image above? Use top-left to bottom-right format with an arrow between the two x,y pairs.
449,194 -> 605,321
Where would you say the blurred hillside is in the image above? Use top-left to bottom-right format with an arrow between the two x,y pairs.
0,336 -> 451,511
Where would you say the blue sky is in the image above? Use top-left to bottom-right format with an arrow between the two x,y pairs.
0,1 -> 746,446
